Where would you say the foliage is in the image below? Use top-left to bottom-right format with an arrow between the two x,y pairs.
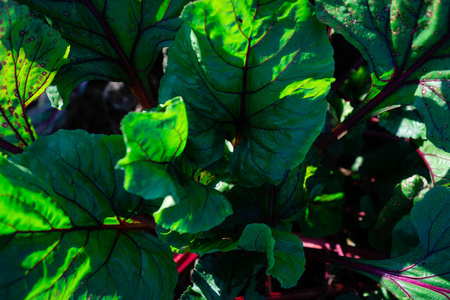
0,0 -> 449,299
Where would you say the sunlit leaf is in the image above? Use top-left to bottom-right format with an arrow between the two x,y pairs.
416,139 -> 450,187
0,0 -> 69,149
17,0 -> 190,109
316,0 -> 450,151
160,0 -> 334,186
0,130 -> 177,299
118,98 -> 232,234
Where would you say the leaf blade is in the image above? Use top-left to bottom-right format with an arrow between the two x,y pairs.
0,130 -> 177,299
160,0 -> 334,186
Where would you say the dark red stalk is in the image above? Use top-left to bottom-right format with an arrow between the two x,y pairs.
0,138 -> 23,155
316,33 -> 450,152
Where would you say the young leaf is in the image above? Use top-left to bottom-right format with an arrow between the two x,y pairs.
0,130 -> 177,299
237,223 -> 306,289
369,175 -> 430,252
316,0 -> 450,151
416,139 -> 450,187
180,252 -> 265,300
118,97 -> 232,234
0,0 -> 69,149
343,186 -> 450,299
160,0 -> 334,186
16,0 -> 190,109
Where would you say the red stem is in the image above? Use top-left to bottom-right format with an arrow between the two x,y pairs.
0,138 -> 23,155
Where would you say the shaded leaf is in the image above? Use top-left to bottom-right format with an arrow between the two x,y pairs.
391,214 -> 419,258
0,0 -> 69,149
160,0 -> 334,186
237,223 -> 305,289
369,175 -> 430,252
0,130 -> 177,299
316,0 -> 450,151
17,0 -> 190,109
223,164 -> 309,228
349,186 -> 450,299
180,252 -> 265,300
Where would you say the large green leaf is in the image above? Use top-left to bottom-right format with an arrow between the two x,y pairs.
347,186 -> 450,299
17,0 -> 190,109
118,98 -> 232,234
160,0 -> 334,186
316,0 -> 450,151
0,0 -> 69,149
0,130 -> 177,299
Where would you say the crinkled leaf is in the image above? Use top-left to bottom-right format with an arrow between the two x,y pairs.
316,0 -> 450,151
369,175 -> 430,252
160,0 -> 334,186
417,139 -> 450,187
180,252 -> 265,300
0,0 -> 69,148
118,98 -> 232,234
237,223 -> 305,289
0,130 -> 177,299
350,186 -> 450,299
17,0 -> 190,109
379,106 -> 427,139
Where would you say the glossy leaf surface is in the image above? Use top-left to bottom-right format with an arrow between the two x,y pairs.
160,0 -> 334,186
316,0 -> 450,151
0,130 -> 177,299
0,0 -> 69,148
353,186 -> 450,299
118,98 -> 232,233
17,0 -> 190,109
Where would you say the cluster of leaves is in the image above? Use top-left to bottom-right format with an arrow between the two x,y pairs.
0,0 -> 449,299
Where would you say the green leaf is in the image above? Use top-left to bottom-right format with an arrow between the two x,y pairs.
0,130 -> 177,299
180,252 -> 265,300
118,97 -> 188,201
237,224 -> 305,289
160,0 -> 334,186
416,139 -> 450,187
352,186 -> 450,299
369,175 -> 430,252
316,0 -> 450,151
118,98 -> 232,234
379,106 -> 427,139
153,172 -> 233,234
0,0 -> 69,149
391,214 -> 419,258
223,164 -> 309,228
17,0 -> 190,109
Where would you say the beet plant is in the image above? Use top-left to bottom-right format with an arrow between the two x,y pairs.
0,0 -> 449,299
